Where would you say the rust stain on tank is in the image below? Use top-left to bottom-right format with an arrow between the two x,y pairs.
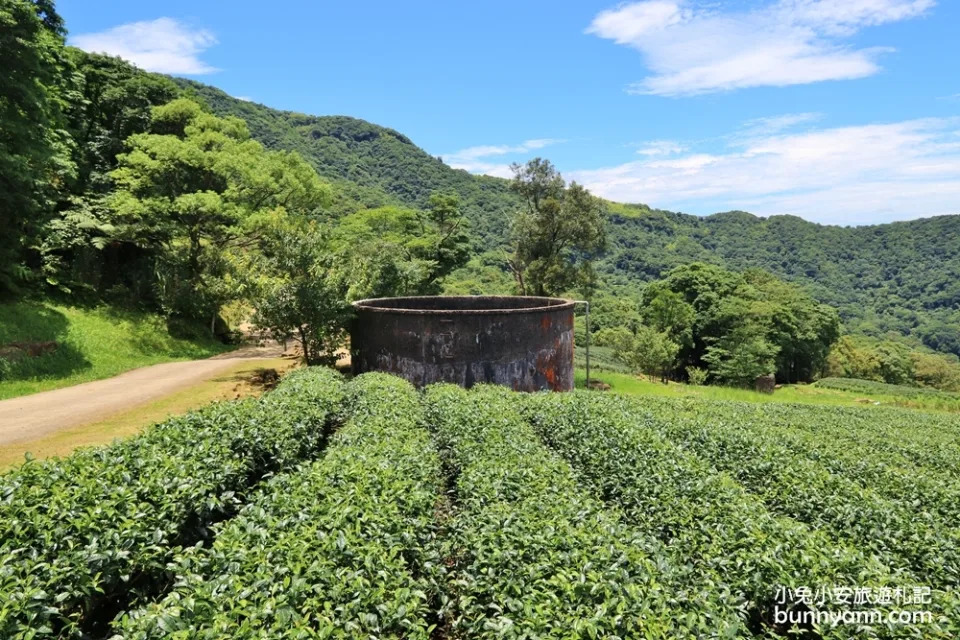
351,296 -> 575,392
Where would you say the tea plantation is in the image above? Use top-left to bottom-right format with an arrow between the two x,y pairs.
1,370 -> 958,639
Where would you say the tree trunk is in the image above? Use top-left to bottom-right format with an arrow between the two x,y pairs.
298,326 -> 311,365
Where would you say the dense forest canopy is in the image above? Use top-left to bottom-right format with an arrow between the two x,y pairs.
1,0 -> 957,388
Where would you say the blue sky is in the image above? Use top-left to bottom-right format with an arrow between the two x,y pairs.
61,0 -> 960,225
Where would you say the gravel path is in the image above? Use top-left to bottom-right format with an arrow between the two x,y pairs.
0,343 -> 284,446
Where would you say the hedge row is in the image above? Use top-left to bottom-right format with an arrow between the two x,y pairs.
813,377 -> 960,400
0,366 -> 344,639
629,396 -> 960,632
721,401 -> 960,477
423,383 -> 745,639
699,402 -> 960,524
112,373 -> 446,639
521,391 -> 949,639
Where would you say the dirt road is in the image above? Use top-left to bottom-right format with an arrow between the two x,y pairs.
0,343 -> 285,446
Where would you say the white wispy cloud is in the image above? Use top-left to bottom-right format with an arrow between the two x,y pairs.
569,116 -> 960,225
444,138 -> 566,177
587,0 -> 934,96
636,140 -> 687,156
72,18 -> 218,75
737,112 -> 822,138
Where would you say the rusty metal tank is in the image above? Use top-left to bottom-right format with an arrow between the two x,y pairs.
350,296 -> 575,391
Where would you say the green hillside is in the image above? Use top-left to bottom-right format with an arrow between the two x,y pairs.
600,208 -> 960,353
180,78 -> 960,356
174,79 -> 519,246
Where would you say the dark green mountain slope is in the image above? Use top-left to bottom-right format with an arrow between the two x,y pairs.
172,75 -> 958,356
603,207 -> 960,354
173,79 -> 518,245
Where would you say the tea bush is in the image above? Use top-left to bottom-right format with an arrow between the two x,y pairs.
0,367 -> 344,638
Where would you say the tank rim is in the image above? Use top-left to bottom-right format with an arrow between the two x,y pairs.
352,295 -> 575,316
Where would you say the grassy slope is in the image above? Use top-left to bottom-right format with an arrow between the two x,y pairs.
0,302 -> 230,400
575,368 -> 960,413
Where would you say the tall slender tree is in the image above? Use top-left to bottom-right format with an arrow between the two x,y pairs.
507,158 -> 606,297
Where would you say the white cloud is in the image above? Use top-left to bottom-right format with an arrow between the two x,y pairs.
72,18 -> 218,75
234,96 -> 253,102
444,138 -> 566,177
737,112 -> 822,137
587,0 -> 934,96
569,117 -> 960,225
636,140 -> 687,156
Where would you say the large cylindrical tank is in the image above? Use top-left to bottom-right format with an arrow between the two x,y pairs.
351,296 -> 574,391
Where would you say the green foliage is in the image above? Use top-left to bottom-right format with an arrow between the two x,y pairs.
703,324 -> 780,387
333,194 -> 470,300
109,98 -> 331,321
586,295 -> 644,334
602,209 -> 960,359
252,226 -> 351,365
115,373 -> 443,639
593,326 -> 634,352
649,263 -> 839,384
641,287 -> 695,350
172,78 -> 521,243
627,325 -> 680,382
520,392 -> 919,638
506,158 -> 606,296
686,365 -> 709,385
424,384 -> 743,637
442,251 -> 515,295
826,335 -> 960,390
0,367 -> 344,638
63,49 -> 179,194
0,0 -> 75,291
645,394 -> 960,609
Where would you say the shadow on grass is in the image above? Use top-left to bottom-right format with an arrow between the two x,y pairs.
0,303 -> 91,383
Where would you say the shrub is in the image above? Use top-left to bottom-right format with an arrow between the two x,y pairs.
0,367 -> 344,639
114,373 -> 445,639
686,365 -> 709,385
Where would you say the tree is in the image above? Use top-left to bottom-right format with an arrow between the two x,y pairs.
252,226 -> 351,366
651,263 -> 838,383
593,326 -> 634,353
703,324 -> 780,387
911,351 -> 960,391
334,194 -> 470,300
507,158 -> 605,296
0,0 -> 75,291
38,50 -> 179,294
641,287 -> 695,353
109,98 -> 330,324
626,326 -> 679,383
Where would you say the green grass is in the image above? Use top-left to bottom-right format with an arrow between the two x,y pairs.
575,368 -> 959,413
0,301 -> 231,400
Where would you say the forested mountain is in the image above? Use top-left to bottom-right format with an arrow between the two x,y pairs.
601,207 -> 960,355
182,80 -> 959,357
173,79 -> 519,246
